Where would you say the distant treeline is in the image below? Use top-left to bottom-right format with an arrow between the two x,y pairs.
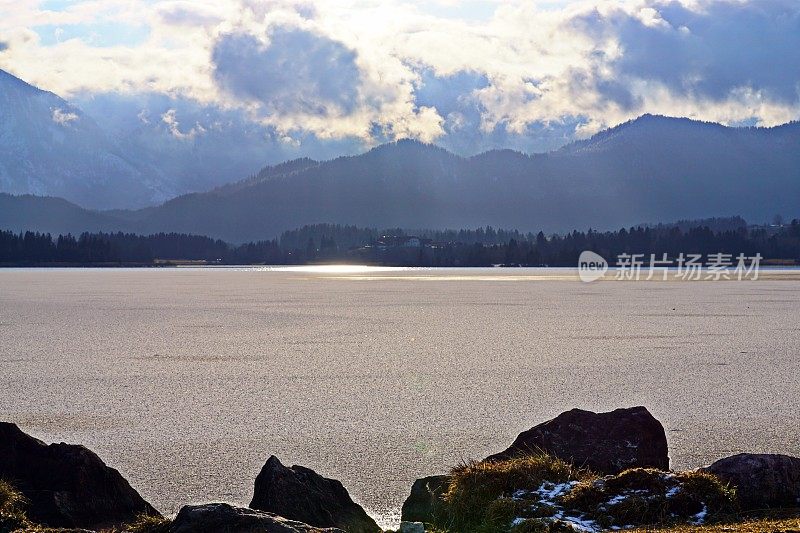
1,217 -> 799,266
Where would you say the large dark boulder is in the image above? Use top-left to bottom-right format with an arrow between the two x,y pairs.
486,406 -> 669,474
399,475 -> 449,524
703,453 -> 800,511
0,422 -> 159,528
170,503 -> 345,533
250,456 -> 380,533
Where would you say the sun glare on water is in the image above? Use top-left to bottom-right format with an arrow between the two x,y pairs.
264,264 -> 409,274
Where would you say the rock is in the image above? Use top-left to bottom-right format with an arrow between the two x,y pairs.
170,503 -> 345,533
0,422 -> 159,529
398,521 -> 425,533
486,406 -> 669,474
250,456 -> 380,533
703,453 -> 800,510
399,475 -> 449,524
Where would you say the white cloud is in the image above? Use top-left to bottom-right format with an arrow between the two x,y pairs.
0,0 -> 799,152
161,108 -> 205,139
51,107 -> 79,125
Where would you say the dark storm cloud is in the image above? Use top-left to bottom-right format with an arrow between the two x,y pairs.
571,0 -> 800,104
566,60 -> 641,111
211,27 -> 361,115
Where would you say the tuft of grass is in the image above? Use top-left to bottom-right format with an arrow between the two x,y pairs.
667,470 -> 738,521
561,468 -> 736,530
0,480 -> 28,517
627,515 -> 800,532
439,454 -> 590,532
429,460 -> 740,533
119,514 -> 172,533
604,467 -> 671,494
508,518 -> 552,532
508,518 -> 584,532
102,513 -> 172,533
0,479 -> 32,533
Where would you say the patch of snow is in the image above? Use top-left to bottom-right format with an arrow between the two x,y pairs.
557,513 -> 601,532
690,504 -> 708,525
506,481 -> 601,533
666,486 -> 681,498
512,489 -> 529,500
606,494 -> 629,505
534,480 -> 579,501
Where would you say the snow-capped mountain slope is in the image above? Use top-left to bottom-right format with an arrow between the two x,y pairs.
0,69 -> 172,209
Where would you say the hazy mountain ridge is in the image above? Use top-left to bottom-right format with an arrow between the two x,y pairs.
0,193 -> 131,235
120,115 -> 800,241
0,69 -> 313,208
0,70 -> 174,209
561,114 -> 800,154
213,157 -> 321,194
1,113 -> 799,242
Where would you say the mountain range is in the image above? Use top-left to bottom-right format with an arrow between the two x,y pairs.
0,69 -> 298,209
0,69 -> 171,208
1,69 -> 799,241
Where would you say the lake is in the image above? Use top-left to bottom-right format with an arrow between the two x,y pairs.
1,267 -> 799,528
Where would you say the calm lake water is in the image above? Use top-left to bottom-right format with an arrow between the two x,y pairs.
1,267 -> 799,528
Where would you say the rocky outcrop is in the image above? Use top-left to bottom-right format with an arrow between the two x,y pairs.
170,503 -> 345,533
0,422 -> 159,529
398,522 -> 425,533
703,453 -> 800,511
399,475 -> 449,524
486,406 -> 669,474
250,456 -> 380,533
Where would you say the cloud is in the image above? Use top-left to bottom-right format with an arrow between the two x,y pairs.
414,68 -> 489,119
51,107 -> 79,125
161,108 -> 206,139
0,41 -> 8,52
71,89 -> 369,190
577,0 -> 800,105
212,27 -> 360,116
0,0 -> 798,155
157,2 -> 225,27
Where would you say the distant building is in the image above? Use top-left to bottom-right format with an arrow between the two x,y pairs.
375,235 -> 426,248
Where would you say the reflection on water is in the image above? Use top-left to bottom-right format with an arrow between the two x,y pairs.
262,264 -> 411,274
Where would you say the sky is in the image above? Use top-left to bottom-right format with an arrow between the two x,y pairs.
1,0 -> 799,155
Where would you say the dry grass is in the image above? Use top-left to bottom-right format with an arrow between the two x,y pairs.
562,468 -> 737,529
425,456 -> 745,533
628,516 -> 800,532
437,454 -> 591,532
0,480 -> 32,533
430,518 -> 800,533
103,514 -> 172,533
0,480 -> 27,515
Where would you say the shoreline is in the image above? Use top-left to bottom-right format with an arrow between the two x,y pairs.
3,407 -> 799,532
